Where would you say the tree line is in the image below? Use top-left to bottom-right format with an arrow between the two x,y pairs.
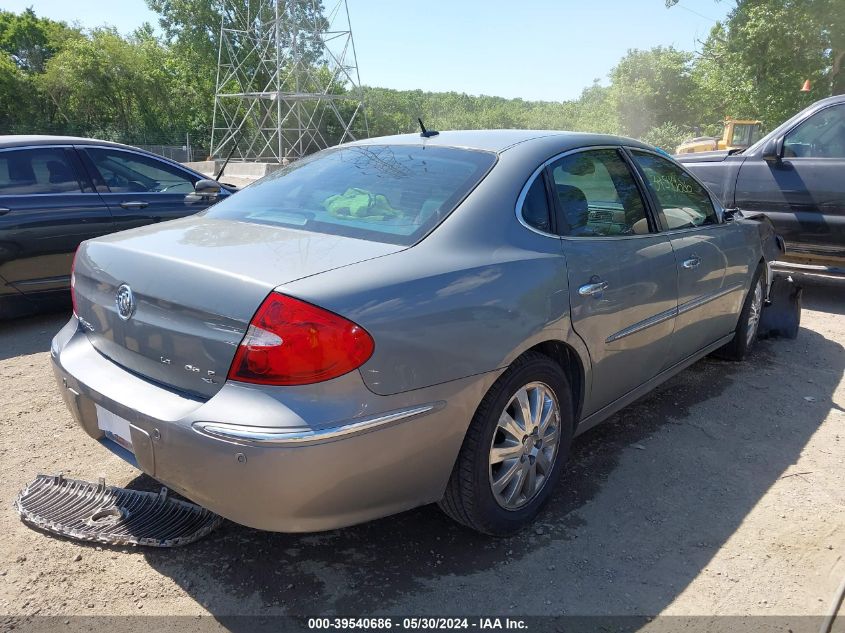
0,0 -> 842,154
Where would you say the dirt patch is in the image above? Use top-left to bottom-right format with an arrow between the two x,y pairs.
0,282 -> 843,622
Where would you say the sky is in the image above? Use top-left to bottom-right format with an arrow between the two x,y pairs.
4,0 -> 733,102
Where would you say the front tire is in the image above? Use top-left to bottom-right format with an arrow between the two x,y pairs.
714,265 -> 764,361
439,352 -> 573,536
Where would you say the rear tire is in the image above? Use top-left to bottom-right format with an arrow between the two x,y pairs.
713,265 -> 764,361
439,352 -> 573,536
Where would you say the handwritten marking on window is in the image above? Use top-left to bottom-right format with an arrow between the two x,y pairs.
650,173 -> 694,194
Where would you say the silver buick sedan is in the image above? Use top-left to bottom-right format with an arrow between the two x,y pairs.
52,130 -> 779,536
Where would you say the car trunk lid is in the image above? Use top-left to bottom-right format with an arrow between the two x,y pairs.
73,216 -> 402,398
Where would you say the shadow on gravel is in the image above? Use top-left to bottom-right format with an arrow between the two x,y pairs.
799,275 -> 845,315
0,311 -> 69,361
134,279 -> 844,618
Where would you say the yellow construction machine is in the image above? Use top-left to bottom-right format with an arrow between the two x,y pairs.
675,118 -> 763,154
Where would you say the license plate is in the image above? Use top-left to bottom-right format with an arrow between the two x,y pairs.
96,405 -> 134,453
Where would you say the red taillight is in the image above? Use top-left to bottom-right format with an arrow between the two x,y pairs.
70,248 -> 79,317
227,293 -> 374,386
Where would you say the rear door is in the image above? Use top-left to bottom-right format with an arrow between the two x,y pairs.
0,146 -> 113,298
546,147 -> 678,417
629,149 -> 750,364
734,104 -> 845,265
78,146 -> 216,231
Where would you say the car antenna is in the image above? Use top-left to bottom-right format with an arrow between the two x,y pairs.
418,118 -> 439,138
215,135 -> 240,181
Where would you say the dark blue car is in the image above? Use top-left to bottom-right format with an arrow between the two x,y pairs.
0,136 -> 233,318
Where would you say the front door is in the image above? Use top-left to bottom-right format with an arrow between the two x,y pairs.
734,103 -> 845,266
78,146 -> 216,231
628,149 -> 749,363
0,146 -> 113,297
549,148 -> 678,417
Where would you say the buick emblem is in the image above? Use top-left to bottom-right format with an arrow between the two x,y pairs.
115,284 -> 135,321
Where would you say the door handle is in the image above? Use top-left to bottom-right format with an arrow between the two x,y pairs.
0,207 -> 10,216
682,256 -> 701,269
120,201 -> 149,210
578,280 -> 609,297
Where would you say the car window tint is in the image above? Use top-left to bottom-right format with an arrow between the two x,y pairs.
205,145 -> 497,246
0,148 -> 82,195
783,105 -> 845,158
85,148 -> 195,194
550,149 -> 650,237
631,151 -> 718,230
520,176 -> 552,233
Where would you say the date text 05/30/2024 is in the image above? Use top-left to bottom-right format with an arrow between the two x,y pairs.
308,618 -> 528,630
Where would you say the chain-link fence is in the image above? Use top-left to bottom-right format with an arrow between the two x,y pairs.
133,144 -> 208,163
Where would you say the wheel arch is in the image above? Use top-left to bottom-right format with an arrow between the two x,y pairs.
523,339 -> 587,428
759,255 -> 773,302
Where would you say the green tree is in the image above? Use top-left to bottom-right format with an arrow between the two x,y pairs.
608,46 -> 695,138
670,0 -> 845,126
37,27 -> 189,141
571,81 -> 618,134
0,7 -> 80,73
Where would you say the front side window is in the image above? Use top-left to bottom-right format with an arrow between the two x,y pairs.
85,148 -> 196,194
0,148 -> 82,195
631,150 -> 718,230
550,149 -> 650,237
206,145 -> 497,246
783,105 -> 845,158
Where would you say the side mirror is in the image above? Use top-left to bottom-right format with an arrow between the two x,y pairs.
194,179 -> 221,196
722,207 -> 740,222
761,137 -> 783,162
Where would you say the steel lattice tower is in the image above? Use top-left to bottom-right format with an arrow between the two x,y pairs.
210,0 -> 367,162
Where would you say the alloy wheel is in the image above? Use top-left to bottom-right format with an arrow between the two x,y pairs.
746,279 -> 764,346
488,381 -> 561,510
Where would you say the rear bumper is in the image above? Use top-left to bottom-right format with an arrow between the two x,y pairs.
51,318 -> 495,532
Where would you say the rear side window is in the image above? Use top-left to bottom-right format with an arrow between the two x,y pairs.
205,145 -> 497,245
520,176 -> 552,233
550,149 -> 650,236
0,148 -> 82,195
631,150 -> 718,230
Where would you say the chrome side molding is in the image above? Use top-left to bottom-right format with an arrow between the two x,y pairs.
192,402 -> 443,446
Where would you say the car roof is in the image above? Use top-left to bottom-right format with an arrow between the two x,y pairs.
347,129 -> 654,154
2,130 -> 658,155
0,135 -> 216,181
0,135 -> 139,150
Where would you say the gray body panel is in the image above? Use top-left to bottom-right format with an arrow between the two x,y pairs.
54,130 -> 767,532
560,233 -> 677,415
76,217 -> 403,398
663,224 -> 753,361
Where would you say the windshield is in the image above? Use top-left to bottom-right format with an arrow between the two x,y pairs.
205,145 -> 497,246
731,123 -> 761,148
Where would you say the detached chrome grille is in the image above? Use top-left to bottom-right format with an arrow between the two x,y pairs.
15,474 -> 223,547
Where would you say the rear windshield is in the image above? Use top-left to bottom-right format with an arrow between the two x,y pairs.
204,145 -> 497,245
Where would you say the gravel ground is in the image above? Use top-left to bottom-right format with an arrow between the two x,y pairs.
0,280 -> 843,628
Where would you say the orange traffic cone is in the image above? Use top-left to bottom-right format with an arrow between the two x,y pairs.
800,79 -> 811,92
